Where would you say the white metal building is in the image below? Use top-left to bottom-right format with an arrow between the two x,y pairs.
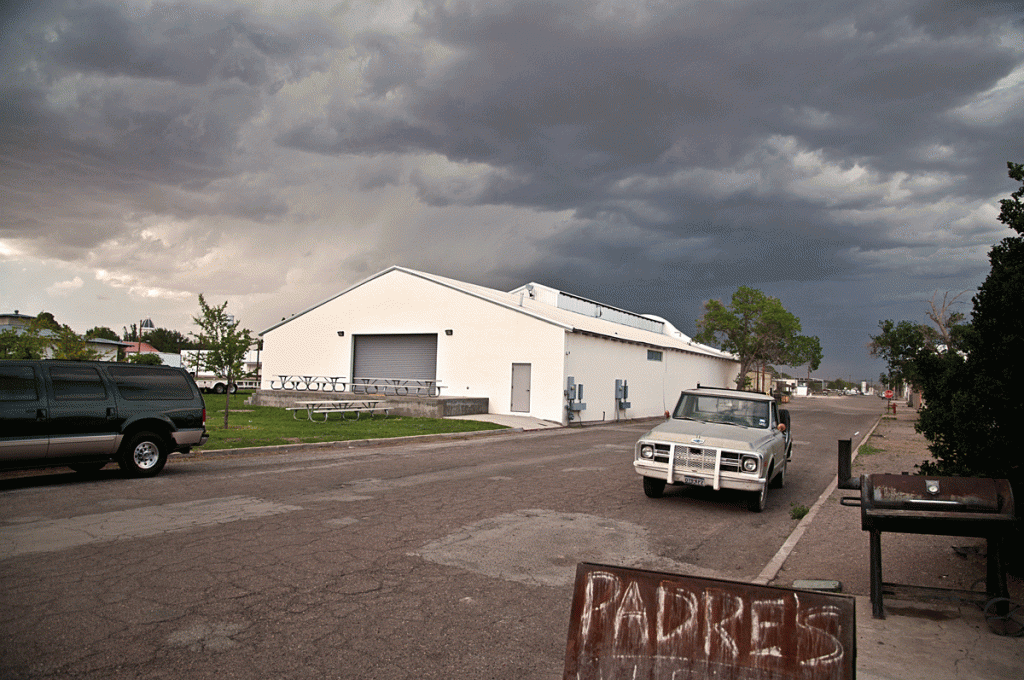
259,267 -> 739,424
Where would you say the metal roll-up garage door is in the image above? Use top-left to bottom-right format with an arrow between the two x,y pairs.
352,334 -> 438,395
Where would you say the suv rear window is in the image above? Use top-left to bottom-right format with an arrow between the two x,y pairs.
49,365 -> 108,400
0,366 -> 38,401
106,366 -> 194,400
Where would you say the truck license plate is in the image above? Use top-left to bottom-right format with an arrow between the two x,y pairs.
682,475 -> 704,486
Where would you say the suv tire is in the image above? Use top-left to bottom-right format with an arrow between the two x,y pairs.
118,431 -> 168,477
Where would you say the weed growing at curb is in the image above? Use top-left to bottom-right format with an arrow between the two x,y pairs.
790,503 -> 810,520
859,442 -> 884,456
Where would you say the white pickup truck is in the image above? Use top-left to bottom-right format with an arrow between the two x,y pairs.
191,375 -> 260,394
634,386 -> 792,512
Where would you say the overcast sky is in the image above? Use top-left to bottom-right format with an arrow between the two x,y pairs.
2,0 -> 1022,382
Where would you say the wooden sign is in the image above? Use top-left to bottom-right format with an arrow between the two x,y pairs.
564,563 -> 855,680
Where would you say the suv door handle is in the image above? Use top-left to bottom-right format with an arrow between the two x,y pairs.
107,407 -> 116,418
36,408 -> 47,421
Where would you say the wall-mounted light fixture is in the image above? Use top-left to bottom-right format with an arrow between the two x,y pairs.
337,331 -> 345,337
445,329 -> 453,336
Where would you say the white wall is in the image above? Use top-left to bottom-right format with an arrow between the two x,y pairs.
260,270 -> 569,421
564,333 -> 739,423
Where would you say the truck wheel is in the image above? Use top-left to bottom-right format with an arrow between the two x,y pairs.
643,477 -> 666,498
748,483 -> 768,512
770,458 -> 786,489
228,383 -> 238,394
214,383 -> 226,394
118,431 -> 168,477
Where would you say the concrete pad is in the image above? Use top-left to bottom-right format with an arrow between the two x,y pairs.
853,595 -> 1023,680
446,413 -> 563,430
412,508 -> 724,587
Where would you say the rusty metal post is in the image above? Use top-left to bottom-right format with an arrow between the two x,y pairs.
870,528 -> 885,618
838,439 -> 860,490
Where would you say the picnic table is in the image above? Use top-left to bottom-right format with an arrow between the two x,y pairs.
349,377 -> 446,396
286,399 -> 389,422
270,375 -> 347,391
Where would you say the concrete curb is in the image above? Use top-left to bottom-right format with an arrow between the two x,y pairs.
176,414 -> 667,463
176,424 -> 529,461
754,415 -> 883,584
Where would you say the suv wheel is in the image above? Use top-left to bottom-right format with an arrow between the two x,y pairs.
643,476 -> 666,498
748,482 -> 768,512
118,431 -> 168,477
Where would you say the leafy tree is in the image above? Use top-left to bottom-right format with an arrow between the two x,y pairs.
0,327 -> 48,359
145,327 -> 194,353
892,162 -> 1024,571
694,286 -> 819,389
85,326 -> 120,341
191,294 -> 254,428
787,335 -> 823,381
50,326 -> 100,361
868,319 -> 928,392
917,164 -> 1024,476
127,353 -> 163,365
826,378 -> 856,392
30,312 -> 61,333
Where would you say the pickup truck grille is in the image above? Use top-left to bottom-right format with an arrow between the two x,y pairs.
677,446 -> 716,470
650,443 -> 741,473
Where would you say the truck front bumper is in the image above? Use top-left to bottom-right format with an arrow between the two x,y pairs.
633,460 -> 764,493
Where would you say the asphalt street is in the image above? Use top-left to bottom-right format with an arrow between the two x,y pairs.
0,396 -> 882,679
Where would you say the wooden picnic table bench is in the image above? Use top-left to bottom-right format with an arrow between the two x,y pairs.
287,400 -> 389,422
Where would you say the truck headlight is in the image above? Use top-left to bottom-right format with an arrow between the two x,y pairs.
640,444 -> 655,459
741,456 -> 759,472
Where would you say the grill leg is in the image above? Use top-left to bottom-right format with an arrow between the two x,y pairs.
987,534 -> 1009,601
870,529 -> 885,619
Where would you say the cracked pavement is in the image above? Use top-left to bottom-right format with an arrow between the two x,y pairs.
5,398 -> 980,679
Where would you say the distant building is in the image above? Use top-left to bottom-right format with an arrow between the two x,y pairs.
0,311 -> 35,328
2,310 -> 131,361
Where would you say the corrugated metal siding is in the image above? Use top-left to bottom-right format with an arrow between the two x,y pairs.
352,334 -> 438,386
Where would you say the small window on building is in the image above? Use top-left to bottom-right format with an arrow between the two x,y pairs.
647,350 -> 663,361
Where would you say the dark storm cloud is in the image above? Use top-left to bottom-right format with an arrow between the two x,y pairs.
285,0 -> 1020,176
2,0 -> 1022,380
1,0 -> 338,190
283,0 -> 1022,379
279,0 -> 1023,287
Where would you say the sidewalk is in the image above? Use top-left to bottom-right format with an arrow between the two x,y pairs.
768,408 -> 1023,679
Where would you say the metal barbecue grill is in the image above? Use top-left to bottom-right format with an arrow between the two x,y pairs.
838,440 -> 1016,619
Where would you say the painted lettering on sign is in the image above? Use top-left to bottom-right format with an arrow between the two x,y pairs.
564,564 -> 854,680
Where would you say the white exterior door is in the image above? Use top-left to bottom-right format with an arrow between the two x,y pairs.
511,363 -> 531,412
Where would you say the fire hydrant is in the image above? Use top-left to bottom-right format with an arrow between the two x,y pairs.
891,403 -> 897,415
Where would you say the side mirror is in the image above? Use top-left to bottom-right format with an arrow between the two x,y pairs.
777,423 -> 787,432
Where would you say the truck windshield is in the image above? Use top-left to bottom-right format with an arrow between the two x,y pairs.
674,394 -> 770,428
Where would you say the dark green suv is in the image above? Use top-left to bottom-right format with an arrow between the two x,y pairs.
0,360 -> 208,477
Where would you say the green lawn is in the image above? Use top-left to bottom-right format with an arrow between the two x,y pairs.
198,392 -> 507,451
